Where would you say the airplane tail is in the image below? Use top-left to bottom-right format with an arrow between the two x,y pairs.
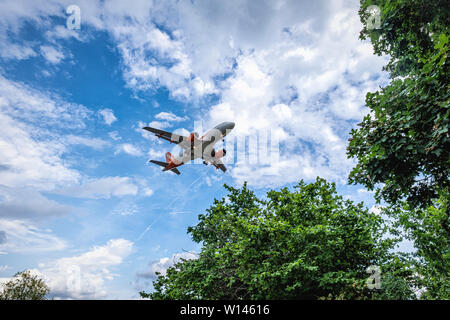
169,167 -> 181,175
149,159 -> 181,175
165,152 -> 177,163
149,160 -> 168,167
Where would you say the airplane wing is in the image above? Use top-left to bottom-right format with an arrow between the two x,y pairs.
143,126 -> 203,150
143,127 -> 186,145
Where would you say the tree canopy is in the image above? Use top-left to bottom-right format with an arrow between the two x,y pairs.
347,1 -> 449,299
0,270 -> 50,300
141,178 -> 414,300
386,192 -> 449,299
348,0 -> 449,207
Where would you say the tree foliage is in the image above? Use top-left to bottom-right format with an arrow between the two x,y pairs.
348,0 -> 450,300
142,178 -> 413,300
386,192 -> 449,299
0,270 -> 50,300
348,0 -> 449,207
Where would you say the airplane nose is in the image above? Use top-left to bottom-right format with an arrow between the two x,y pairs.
217,122 -> 235,134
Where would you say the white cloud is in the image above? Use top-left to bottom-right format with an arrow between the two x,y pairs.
0,111 -> 77,190
146,148 -> 166,159
25,0 -> 384,189
112,201 -> 139,216
1,0 -> 382,104
154,112 -> 187,122
133,177 -> 154,198
111,23 -> 205,99
198,0 -> 388,188
357,188 -> 375,195
53,177 -> 139,199
0,219 -> 67,254
0,75 -> 89,191
136,121 -> 159,141
142,188 -> 153,197
114,143 -> 143,157
148,120 -> 171,129
369,205 -> 384,215
0,230 -> 6,244
108,131 -> 121,141
0,186 -> 72,220
0,1 -> 63,61
204,175 -> 224,188
98,108 -> 117,125
137,251 -> 198,280
33,239 -> 133,299
65,135 -> 110,150
0,42 -> 37,60
45,25 -> 85,42
40,45 -> 65,64
0,0 -> 389,193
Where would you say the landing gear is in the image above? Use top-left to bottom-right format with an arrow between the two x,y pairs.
203,161 -> 208,165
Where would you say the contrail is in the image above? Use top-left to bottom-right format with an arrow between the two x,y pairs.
136,216 -> 161,241
135,171 -> 207,242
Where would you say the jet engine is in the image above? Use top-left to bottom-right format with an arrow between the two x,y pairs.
213,149 -> 226,158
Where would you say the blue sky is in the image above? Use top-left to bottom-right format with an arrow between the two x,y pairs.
0,0 -> 400,299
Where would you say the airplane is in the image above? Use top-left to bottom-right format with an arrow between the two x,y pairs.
143,122 -> 235,175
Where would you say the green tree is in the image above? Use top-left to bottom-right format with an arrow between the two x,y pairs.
349,0 -> 449,300
0,270 -> 50,300
141,178 -> 413,299
386,192 -> 450,299
348,0 -> 449,207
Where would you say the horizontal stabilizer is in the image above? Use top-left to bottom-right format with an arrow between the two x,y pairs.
150,160 -> 181,175
149,160 -> 168,167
